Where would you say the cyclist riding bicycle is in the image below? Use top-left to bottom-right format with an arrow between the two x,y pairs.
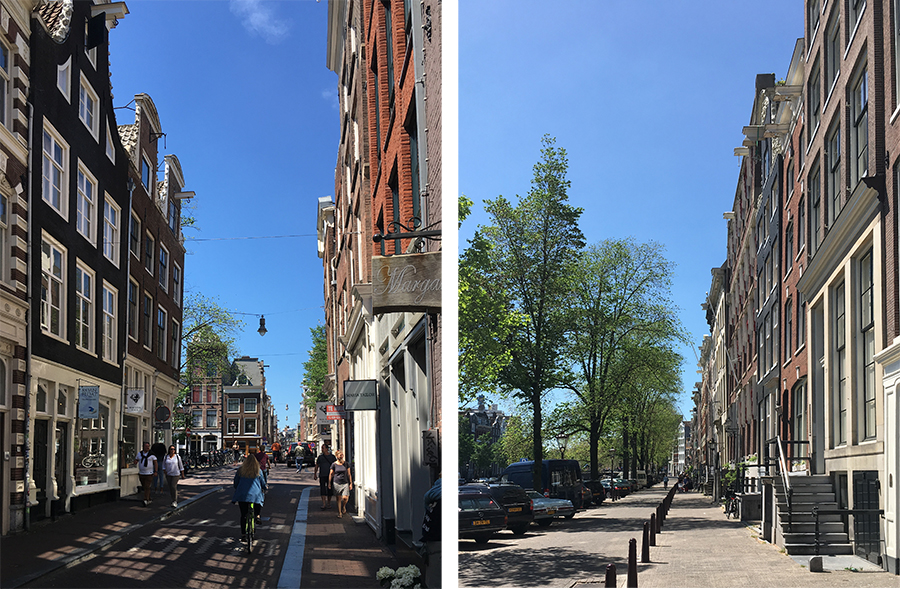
233,454 -> 267,541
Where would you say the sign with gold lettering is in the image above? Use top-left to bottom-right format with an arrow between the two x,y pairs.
372,252 -> 441,312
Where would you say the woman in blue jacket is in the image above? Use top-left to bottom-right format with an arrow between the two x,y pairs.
233,454 -> 268,539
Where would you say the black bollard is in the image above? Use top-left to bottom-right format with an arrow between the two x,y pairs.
641,521 -> 650,563
655,504 -> 662,532
650,513 -> 657,546
628,538 -> 638,588
604,563 -> 617,588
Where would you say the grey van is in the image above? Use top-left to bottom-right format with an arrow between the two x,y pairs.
501,459 -> 585,509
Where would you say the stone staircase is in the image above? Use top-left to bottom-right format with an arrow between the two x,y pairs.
773,474 -> 853,555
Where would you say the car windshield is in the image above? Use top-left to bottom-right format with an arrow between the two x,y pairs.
459,496 -> 496,510
525,490 -> 542,499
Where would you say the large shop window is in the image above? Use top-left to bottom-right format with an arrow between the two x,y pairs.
122,414 -> 137,468
76,401 -> 109,487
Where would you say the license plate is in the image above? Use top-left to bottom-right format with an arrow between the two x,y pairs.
547,509 -> 556,515
473,519 -> 490,526
509,507 -> 522,512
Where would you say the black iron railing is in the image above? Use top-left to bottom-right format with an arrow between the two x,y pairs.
812,507 -> 884,555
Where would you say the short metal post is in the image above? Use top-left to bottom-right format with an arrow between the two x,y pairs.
649,513 -> 656,546
655,505 -> 662,532
641,521 -> 650,562
813,506 -> 820,556
604,563 -> 616,588
628,538 -> 638,588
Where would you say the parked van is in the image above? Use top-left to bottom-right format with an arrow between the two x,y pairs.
501,459 -> 585,509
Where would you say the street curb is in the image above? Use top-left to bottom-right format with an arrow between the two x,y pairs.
5,486 -> 224,589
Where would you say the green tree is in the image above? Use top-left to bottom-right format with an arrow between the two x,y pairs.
494,411 -> 533,468
480,136 -> 585,491
562,238 -> 686,480
459,195 -> 521,403
176,292 -> 245,442
302,324 -> 329,408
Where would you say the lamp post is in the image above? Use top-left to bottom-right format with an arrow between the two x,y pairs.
556,433 -> 570,460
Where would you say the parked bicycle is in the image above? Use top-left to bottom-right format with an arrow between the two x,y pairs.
724,489 -> 739,519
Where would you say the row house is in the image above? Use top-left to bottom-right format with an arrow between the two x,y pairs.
2,0 -> 189,535
223,356 -> 268,455
188,368 -> 223,455
322,0 -> 441,548
696,0 -> 900,572
0,0 -> 30,536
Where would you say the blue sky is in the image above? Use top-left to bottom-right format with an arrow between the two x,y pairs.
109,0 -> 337,433
459,1 -> 804,419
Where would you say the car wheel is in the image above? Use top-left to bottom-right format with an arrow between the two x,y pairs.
536,519 -> 553,528
511,525 -> 529,536
564,511 -> 575,519
473,534 -> 492,544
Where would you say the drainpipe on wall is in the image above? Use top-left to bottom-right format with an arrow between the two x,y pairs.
117,178 -> 135,492
23,101 -> 33,531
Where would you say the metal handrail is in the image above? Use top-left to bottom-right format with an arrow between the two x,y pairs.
769,435 -> 793,532
812,507 -> 885,555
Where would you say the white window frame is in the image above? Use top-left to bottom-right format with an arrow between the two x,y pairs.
127,278 -> 138,342
171,319 -> 180,368
0,191 -> 9,284
78,73 -> 99,139
57,56 -> 71,101
103,195 -> 120,266
0,39 -> 10,128
74,261 -> 94,353
206,409 -> 217,429
130,212 -> 141,259
76,163 -> 97,245
173,262 -> 182,307
142,292 -> 152,350
84,20 -> 97,68
851,65 -> 869,188
42,123 -> 68,218
141,155 -> 152,192
157,306 -> 167,361
244,397 -> 258,413
227,398 -> 240,413
40,234 -> 66,340
159,244 -> 168,291
244,418 -> 257,434
102,282 -> 117,363
105,123 -> 115,162
144,233 -> 154,275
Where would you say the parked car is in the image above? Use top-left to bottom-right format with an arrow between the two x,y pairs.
583,480 -> 607,505
459,487 -> 507,544
501,459 -> 585,509
286,442 -> 316,467
460,482 -> 534,535
603,478 -> 631,497
526,490 -> 575,526
582,485 -> 594,507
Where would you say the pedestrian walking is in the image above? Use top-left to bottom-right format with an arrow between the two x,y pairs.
663,474 -> 669,489
232,442 -> 240,463
314,445 -> 336,510
162,445 -> 185,507
421,477 -> 441,588
328,450 -> 353,518
296,446 -> 304,474
134,442 -> 157,506
150,441 -> 166,495
232,453 -> 267,540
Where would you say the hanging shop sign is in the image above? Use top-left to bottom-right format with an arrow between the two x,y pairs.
78,385 -> 100,418
372,252 -> 441,312
326,404 -> 346,420
344,380 -> 377,411
125,388 -> 144,414
316,401 -> 328,424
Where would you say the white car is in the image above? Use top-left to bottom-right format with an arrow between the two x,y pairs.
526,490 -> 575,527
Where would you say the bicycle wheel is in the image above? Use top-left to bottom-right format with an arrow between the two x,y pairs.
246,504 -> 255,552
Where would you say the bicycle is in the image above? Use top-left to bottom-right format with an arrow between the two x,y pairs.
724,492 -> 739,519
244,502 -> 256,552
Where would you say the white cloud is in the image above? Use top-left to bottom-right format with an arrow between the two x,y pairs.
322,88 -> 338,110
229,0 -> 291,45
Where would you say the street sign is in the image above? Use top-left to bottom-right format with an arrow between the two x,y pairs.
326,404 -> 346,420
154,421 -> 171,430
155,406 -> 171,422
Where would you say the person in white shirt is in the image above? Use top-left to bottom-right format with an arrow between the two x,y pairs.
162,445 -> 185,507
134,442 -> 158,507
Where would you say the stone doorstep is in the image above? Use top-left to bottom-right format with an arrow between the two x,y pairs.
790,554 -> 885,572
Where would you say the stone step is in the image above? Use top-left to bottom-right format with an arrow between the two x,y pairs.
783,492 -> 836,503
784,543 -> 854,556
783,532 -> 850,545
776,501 -> 840,513
776,512 -> 844,524
779,521 -> 846,534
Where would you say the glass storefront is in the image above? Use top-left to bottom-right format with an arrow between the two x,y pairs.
75,402 -> 109,487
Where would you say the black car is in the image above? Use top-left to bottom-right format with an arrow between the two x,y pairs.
286,442 -> 316,467
461,482 -> 534,535
583,480 -> 607,506
459,488 -> 507,544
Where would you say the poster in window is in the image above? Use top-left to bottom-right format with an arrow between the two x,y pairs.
78,385 -> 100,418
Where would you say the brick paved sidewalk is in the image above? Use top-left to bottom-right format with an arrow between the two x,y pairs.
0,465 -> 231,588
572,487 -> 898,588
